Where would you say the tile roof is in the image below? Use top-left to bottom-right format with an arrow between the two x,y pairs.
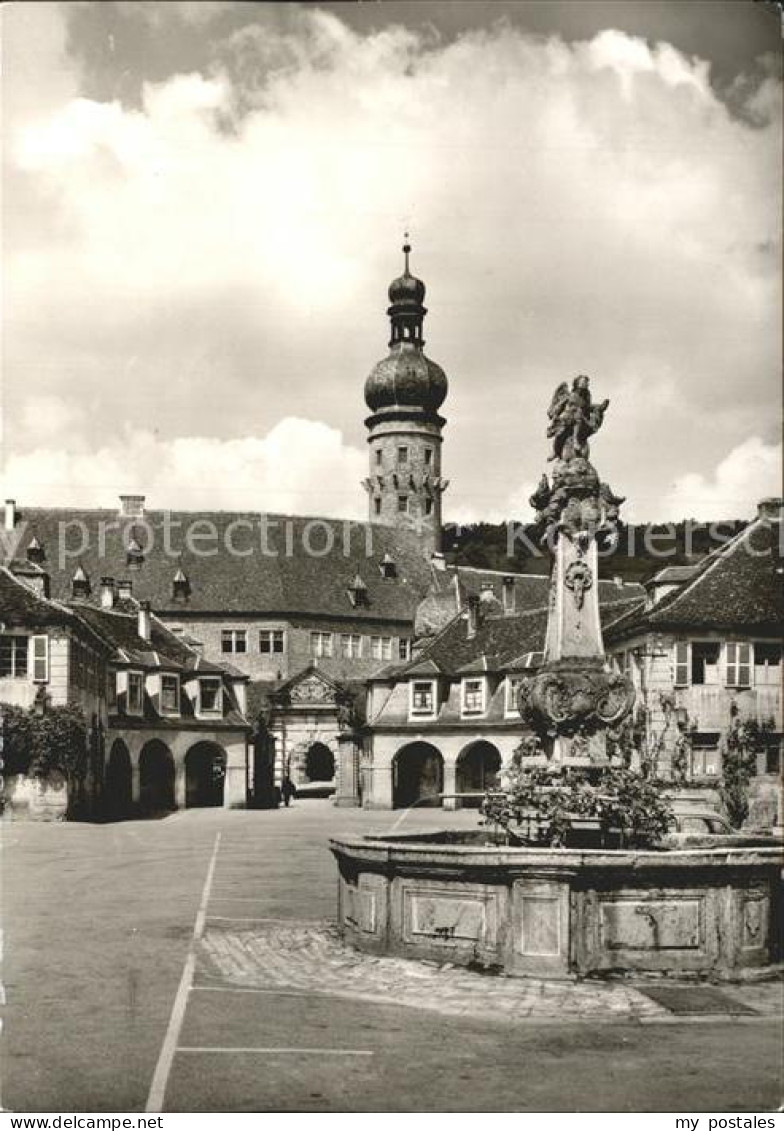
381,595 -> 644,680
70,602 -> 194,669
606,516 -> 783,640
0,567 -> 80,631
4,508 -> 436,622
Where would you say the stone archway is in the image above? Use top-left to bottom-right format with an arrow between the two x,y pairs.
456,741 -> 502,808
392,742 -> 444,809
185,741 -> 227,808
139,739 -> 175,815
305,742 -> 335,783
104,738 -> 132,821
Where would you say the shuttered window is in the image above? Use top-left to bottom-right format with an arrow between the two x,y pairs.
726,642 -> 751,688
673,641 -> 689,687
32,635 -> 48,683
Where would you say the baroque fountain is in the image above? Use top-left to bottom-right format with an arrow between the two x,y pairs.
330,378 -> 781,979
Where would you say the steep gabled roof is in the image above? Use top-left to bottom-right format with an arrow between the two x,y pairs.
4,508 -> 436,621
606,515 -> 783,641
71,603 -> 195,670
0,567 -> 80,630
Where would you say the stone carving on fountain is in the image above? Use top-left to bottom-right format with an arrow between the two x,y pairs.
518,375 -> 634,766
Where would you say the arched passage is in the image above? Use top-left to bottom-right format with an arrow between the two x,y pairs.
139,739 -> 175,815
392,742 -> 444,809
305,742 -> 335,783
456,741 -> 502,807
185,741 -> 227,808
104,738 -> 132,821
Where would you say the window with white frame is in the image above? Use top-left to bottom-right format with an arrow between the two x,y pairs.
371,635 -> 393,661
341,634 -> 362,659
398,638 -> 412,661
127,671 -> 144,714
0,635 -> 29,678
673,641 -> 689,686
160,674 -> 180,714
199,677 -> 222,714
462,677 -> 486,716
690,737 -> 720,779
410,679 -> 436,717
259,630 -> 285,655
725,642 -> 751,688
505,675 -> 522,716
221,629 -> 247,654
754,641 -> 781,685
311,632 -> 333,658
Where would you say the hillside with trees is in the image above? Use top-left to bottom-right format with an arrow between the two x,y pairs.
443,520 -> 748,583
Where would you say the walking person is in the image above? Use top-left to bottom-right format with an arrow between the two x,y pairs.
281,774 -> 297,808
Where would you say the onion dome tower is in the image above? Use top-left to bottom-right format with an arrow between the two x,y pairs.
362,239 -> 449,555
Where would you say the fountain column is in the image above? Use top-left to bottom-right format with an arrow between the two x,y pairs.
519,375 -> 635,768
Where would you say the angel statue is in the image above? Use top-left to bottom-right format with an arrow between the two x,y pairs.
547,375 -> 609,462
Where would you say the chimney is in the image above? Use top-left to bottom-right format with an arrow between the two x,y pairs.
116,579 -> 133,602
4,499 -> 15,531
502,575 -> 516,615
467,594 -> 480,640
119,495 -> 145,518
99,577 -> 115,609
757,497 -> 783,522
138,600 -> 152,642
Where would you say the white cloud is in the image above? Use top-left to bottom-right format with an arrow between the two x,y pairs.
652,437 -> 782,522
1,417 -> 367,517
2,10 -> 780,523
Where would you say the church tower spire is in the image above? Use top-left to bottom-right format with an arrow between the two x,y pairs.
362,239 -> 449,556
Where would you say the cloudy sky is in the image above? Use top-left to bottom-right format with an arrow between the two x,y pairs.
2,1 -> 781,523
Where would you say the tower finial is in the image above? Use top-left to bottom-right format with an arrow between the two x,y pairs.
402,231 -> 411,275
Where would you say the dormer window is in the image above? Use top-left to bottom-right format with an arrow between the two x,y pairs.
160,674 -> 180,715
199,677 -> 222,715
462,677 -> 486,717
172,568 -> 190,602
26,537 -> 45,564
127,671 -> 144,715
410,679 -> 436,718
71,566 -> 91,599
380,554 -> 397,579
348,574 -> 369,608
505,675 -> 522,717
126,537 -> 144,569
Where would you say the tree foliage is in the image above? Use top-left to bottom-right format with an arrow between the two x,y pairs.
481,753 -> 673,849
720,708 -> 771,829
1,703 -> 89,783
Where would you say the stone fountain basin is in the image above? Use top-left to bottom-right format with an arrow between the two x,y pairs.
329,830 -> 782,979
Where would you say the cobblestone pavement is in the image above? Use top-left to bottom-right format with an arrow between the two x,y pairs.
196,920 -> 673,1023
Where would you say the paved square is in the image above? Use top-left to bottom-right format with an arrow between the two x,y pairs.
3,803 -> 781,1112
